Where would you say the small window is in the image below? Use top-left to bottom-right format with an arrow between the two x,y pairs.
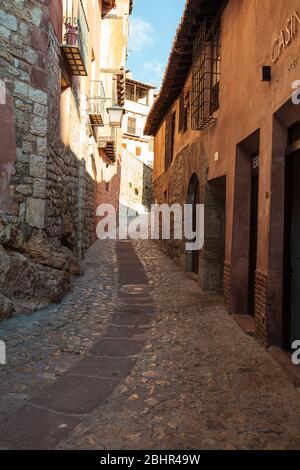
149,139 -> 154,152
105,182 -> 109,192
165,111 -> 176,170
127,116 -> 136,135
122,143 -> 127,149
125,82 -> 149,105
179,91 -> 190,133
136,147 -> 141,157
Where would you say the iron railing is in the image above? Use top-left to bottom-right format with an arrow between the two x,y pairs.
191,17 -> 221,130
62,0 -> 89,75
89,81 -> 106,125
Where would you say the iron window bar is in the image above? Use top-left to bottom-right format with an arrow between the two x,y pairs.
191,16 -> 221,131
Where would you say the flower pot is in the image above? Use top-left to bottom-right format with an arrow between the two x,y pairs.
66,31 -> 77,46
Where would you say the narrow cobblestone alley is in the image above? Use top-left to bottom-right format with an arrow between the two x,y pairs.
0,239 -> 300,450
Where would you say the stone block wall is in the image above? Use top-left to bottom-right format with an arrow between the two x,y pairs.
0,0 -> 49,225
0,1 -> 98,319
120,149 -> 153,214
152,140 -> 225,293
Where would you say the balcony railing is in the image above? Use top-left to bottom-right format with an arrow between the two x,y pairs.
97,107 -> 117,163
61,0 -> 89,76
89,81 -> 106,127
98,135 -> 117,163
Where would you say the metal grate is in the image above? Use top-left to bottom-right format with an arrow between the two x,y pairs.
191,17 -> 221,130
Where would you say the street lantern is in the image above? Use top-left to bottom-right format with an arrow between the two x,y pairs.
107,105 -> 125,128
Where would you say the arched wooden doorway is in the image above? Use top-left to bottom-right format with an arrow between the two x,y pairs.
186,173 -> 200,274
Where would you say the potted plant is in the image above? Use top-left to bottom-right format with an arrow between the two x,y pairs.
65,21 -> 78,46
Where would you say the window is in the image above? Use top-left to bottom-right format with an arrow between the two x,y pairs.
127,116 -> 136,135
122,143 -> 127,149
125,82 -> 135,102
136,147 -> 141,157
149,139 -> 154,152
191,17 -> 221,130
105,182 -> 109,192
125,82 -> 148,105
165,111 -> 176,170
179,90 -> 190,133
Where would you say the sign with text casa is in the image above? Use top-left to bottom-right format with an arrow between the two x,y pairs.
271,11 -> 300,63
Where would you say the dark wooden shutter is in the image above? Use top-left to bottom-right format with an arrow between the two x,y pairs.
178,92 -> 185,133
165,113 -> 172,170
165,112 -> 176,170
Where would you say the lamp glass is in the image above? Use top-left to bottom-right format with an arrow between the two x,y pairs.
107,106 -> 125,128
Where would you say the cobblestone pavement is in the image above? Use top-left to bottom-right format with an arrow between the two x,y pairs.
1,239 -> 300,450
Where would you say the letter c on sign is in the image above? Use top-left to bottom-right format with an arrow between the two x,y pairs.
271,38 -> 280,63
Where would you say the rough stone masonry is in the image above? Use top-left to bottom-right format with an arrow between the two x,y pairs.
0,1 -> 96,320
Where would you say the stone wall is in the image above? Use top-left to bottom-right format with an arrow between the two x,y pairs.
152,140 -> 225,293
46,24 -> 96,256
95,150 -> 121,230
120,148 -> 153,214
0,1 -> 49,224
0,1 -> 97,320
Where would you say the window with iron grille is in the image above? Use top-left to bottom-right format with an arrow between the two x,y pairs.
179,90 -> 190,133
127,116 -> 137,135
191,17 -> 221,130
165,111 -> 176,170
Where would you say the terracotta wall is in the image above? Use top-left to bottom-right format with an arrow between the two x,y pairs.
152,0 -> 300,345
153,0 -> 300,271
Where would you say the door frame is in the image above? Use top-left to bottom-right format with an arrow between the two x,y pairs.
283,145 -> 300,348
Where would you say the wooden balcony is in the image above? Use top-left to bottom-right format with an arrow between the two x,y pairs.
98,136 -> 117,163
89,81 -> 106,127
61,1 -> 89,77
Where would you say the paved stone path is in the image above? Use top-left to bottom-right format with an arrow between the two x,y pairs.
0,239 -> 300,449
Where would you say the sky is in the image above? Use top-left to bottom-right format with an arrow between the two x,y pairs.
127,0 -> 186,90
